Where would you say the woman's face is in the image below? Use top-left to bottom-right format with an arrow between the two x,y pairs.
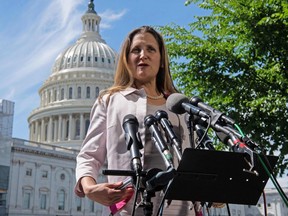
127,32 -> 161,85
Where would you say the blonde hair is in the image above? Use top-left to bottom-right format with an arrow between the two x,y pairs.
99,26 -> 178,102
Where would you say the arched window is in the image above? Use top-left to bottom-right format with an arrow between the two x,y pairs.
65,120 -> 69,139
52,122 -> 55,141
75,119 -> 80,139
77,87 -> 81,99
39,188 -> 48,210
54,90 -> 57,101
23,187 -> 33,209
61,88 -> 64,100
57,189 -> 65,210
45,124 -> 48,141
95,87 -> 99,98
86,86 -> 90,98
69,87 -> 73,99
48,91 -> 51,103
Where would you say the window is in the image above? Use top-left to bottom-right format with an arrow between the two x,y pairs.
77,87 -> 81,99
61,88 -> 64,100
80,56 -> 83,62
95,87 -> 99,98
102,57 -> 104,62
40,193 -> 47,210
76,197 -> 82,211
65,120 -> 69,139
0,193 -> 6,206
26,168 -> 32,176
45,124 -> 48,141
57,189 -> 65,210
267,203 -> 271,207
69,87 -> 73,99
95,57 -> 98,62
89,200 -> 94,212
41,170 -> 48,178
60,173 -> 65,180
108,59 -> 111,64
54,90 -> 57,101
52,122 -> 55,141
86,86 -> 90,98
23,189 -> 31,209
88,56 -> 91,61
75,119 -> 80,138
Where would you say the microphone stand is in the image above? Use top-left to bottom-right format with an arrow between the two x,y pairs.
184,113 -> 195,148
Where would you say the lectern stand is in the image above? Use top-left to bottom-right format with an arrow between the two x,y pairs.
166,148 -> 278,205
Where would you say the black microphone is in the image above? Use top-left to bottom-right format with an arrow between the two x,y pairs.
144,114 -> 174,169
122,114 -> 143,174
190,96 -> 235,125
166,93 -> 209,118
154,110 -> 182,161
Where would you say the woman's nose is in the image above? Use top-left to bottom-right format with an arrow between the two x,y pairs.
140,50 -> 148,60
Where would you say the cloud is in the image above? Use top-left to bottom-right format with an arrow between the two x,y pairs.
0,0 -> 84,100
99,9 -> 127,29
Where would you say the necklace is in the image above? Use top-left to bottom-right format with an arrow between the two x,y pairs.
146,93 -> 164,100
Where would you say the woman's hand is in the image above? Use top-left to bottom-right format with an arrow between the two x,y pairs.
80,176 -> 134,206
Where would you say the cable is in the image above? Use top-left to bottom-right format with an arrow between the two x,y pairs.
156,179 -> 173,216
196,117 -> 212,149
131,175 -> 141,216
257,154 -> 288,207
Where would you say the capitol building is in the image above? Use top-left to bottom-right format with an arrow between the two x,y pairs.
0,1 -> 288,216
0,1 -> 115,215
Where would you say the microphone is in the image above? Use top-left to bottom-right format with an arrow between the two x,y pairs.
144,114 -> 174,169
122,114 -> 143,174
190,96 -> 235,125
166,93 -> 209,118
154,110 -> 182,161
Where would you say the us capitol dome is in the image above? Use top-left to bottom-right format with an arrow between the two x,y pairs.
28,0 -> 117,149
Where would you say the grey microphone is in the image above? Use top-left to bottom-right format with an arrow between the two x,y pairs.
166,93 -> 209,118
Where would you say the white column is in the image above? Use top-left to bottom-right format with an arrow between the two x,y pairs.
54,118 -> 58,142
68,114 -> 73,140
41,119 -> 45,142
80,113 -> 84,140
48,116 -> 52,142
58,115 -> 62,141
35,121 -> 39,142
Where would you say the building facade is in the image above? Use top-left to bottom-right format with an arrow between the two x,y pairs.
0,99 -> 14,215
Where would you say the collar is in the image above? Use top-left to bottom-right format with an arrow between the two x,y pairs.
119,87 -> 146,97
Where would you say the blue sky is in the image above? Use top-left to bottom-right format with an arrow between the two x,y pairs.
0,0 -> 202,140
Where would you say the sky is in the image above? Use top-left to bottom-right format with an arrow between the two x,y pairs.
0,0 -> 287,188
0,0 -> 202,140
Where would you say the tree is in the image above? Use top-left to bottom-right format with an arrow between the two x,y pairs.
159,0 -> 288,174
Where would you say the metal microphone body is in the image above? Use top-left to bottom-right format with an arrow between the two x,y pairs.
155,110 -> 182,161
122,114 -> 143,174
144,114 -> 174,169
190,96 -> 235,125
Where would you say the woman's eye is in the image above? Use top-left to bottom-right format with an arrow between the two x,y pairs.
131,48 -> 140,53
148,46 -> 156,52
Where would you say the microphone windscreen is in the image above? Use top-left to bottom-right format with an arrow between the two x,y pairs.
166,93 -> 190,114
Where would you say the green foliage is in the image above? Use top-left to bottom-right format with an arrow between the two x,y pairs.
160,0 -> 288,174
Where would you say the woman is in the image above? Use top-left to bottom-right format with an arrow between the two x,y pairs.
75,26 -> 196,215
